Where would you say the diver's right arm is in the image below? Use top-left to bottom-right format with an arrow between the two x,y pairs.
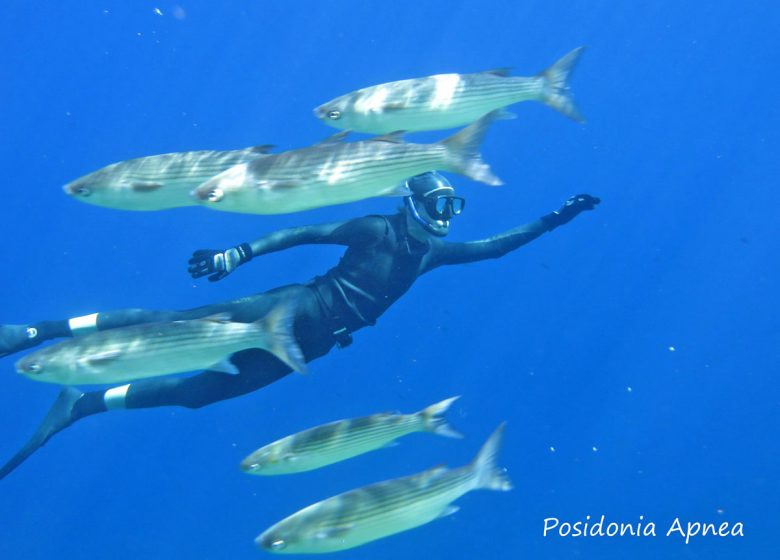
188,216 -> 388,281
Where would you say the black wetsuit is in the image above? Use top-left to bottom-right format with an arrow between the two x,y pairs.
0,194 -> 600,480
85,211 -> 554,410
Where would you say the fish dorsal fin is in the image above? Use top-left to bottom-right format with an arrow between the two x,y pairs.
481,67 -> 512,77
370,130 -> 405,144
317,130 -> 351,145
426,463 -> 449,477
251,144 -> 275,154
201,312 -> 233,324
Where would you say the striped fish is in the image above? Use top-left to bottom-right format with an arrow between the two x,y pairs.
257,423 -> 511,554
314,47 -> 584,134
190,110 -> 508,215
63,145 -> 271,211
15,306 -> 306,386
241,396 -> 462,476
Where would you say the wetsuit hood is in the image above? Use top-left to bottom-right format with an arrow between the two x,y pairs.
403,172 -> 463,237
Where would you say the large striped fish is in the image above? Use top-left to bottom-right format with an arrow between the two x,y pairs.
63,145 -> 271,211
15,306 -> 306,386
257,423 -> 511,554
190,110 -> 508,215
314,47 -> 584,134
241,396 -> 462,476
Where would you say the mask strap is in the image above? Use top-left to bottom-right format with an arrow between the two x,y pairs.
404,196 -> 441,236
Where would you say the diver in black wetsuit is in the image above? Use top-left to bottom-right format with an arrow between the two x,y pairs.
0,172 -> 599,479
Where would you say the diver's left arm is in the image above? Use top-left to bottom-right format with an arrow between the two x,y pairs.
426,194 -> 600,269
188,216 -> 388,282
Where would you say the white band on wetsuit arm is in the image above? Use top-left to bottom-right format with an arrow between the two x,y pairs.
104,384 -> 130,410
68,313 -> 99,335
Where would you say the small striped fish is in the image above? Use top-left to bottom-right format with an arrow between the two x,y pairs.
241,396 -> 462,476
190,110 -> 508,215
15,306 -> 306,386
315,47 -> 584,134
257,423 -> 511,554
63,145 -> 271,211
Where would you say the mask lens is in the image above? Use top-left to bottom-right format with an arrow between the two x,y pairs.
426,196 -> 465,219
450,197 -> 465,215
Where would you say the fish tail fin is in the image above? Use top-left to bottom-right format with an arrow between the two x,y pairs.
471,422 -> 513,491
537,46 -> 585,123
418,395 -> 463,439
256,302 -> 308,374
440,110 -> 510,186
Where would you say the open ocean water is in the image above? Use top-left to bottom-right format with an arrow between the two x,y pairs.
1,2 -> 778,558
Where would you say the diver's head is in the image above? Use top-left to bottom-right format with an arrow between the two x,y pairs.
403,171 -> 465,238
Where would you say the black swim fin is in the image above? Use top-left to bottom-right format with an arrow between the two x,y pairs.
0,387 -> 83,481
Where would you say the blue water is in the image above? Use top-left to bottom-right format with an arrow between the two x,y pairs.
1,2 -> 777,558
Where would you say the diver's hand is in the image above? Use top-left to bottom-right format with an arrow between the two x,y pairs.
188,243 -> 253,282
544,194 -> 600,229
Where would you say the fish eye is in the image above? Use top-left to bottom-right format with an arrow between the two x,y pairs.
327,110 -> 341,120
270,539 -> 286,551
207,188 -> 224,203
26,363 -> 42,374
75,185 -> 92,197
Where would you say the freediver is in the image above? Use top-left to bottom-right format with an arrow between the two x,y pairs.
0,172 -> 599,479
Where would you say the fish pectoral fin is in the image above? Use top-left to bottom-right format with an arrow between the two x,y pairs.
437,505 -> 460,519
481,67 -> 512,77
251,144 -> 275,154
315,524 -> 355,540
257,180 -> 302,192
380,182 -> 412,197
131,182 -> 164,192
208,358 -> 239,375
316,130 -> 351,145
79,349 -> 123,368
370,130 -> 406,144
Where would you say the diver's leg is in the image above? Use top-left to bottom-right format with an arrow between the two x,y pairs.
0,321 -> 72,358
0,293 -> 279,359
0,287 -> 329,480
118,349 -> 293,409
0,350 -> 292,481
0,386 -> 84,479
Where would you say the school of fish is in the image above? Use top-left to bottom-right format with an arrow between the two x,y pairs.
19,47 -> 587,553
257,423 -> 511,554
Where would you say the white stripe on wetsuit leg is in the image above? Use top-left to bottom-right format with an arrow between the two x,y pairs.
68,313 -> 99,335
104,384 -> 130,410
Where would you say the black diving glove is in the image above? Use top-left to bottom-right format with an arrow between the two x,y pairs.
542,193 -> 601,231
188,243 -> 253,282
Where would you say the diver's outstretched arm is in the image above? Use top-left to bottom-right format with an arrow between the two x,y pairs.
426,194 -> 600,269
188,215 -> 389,282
